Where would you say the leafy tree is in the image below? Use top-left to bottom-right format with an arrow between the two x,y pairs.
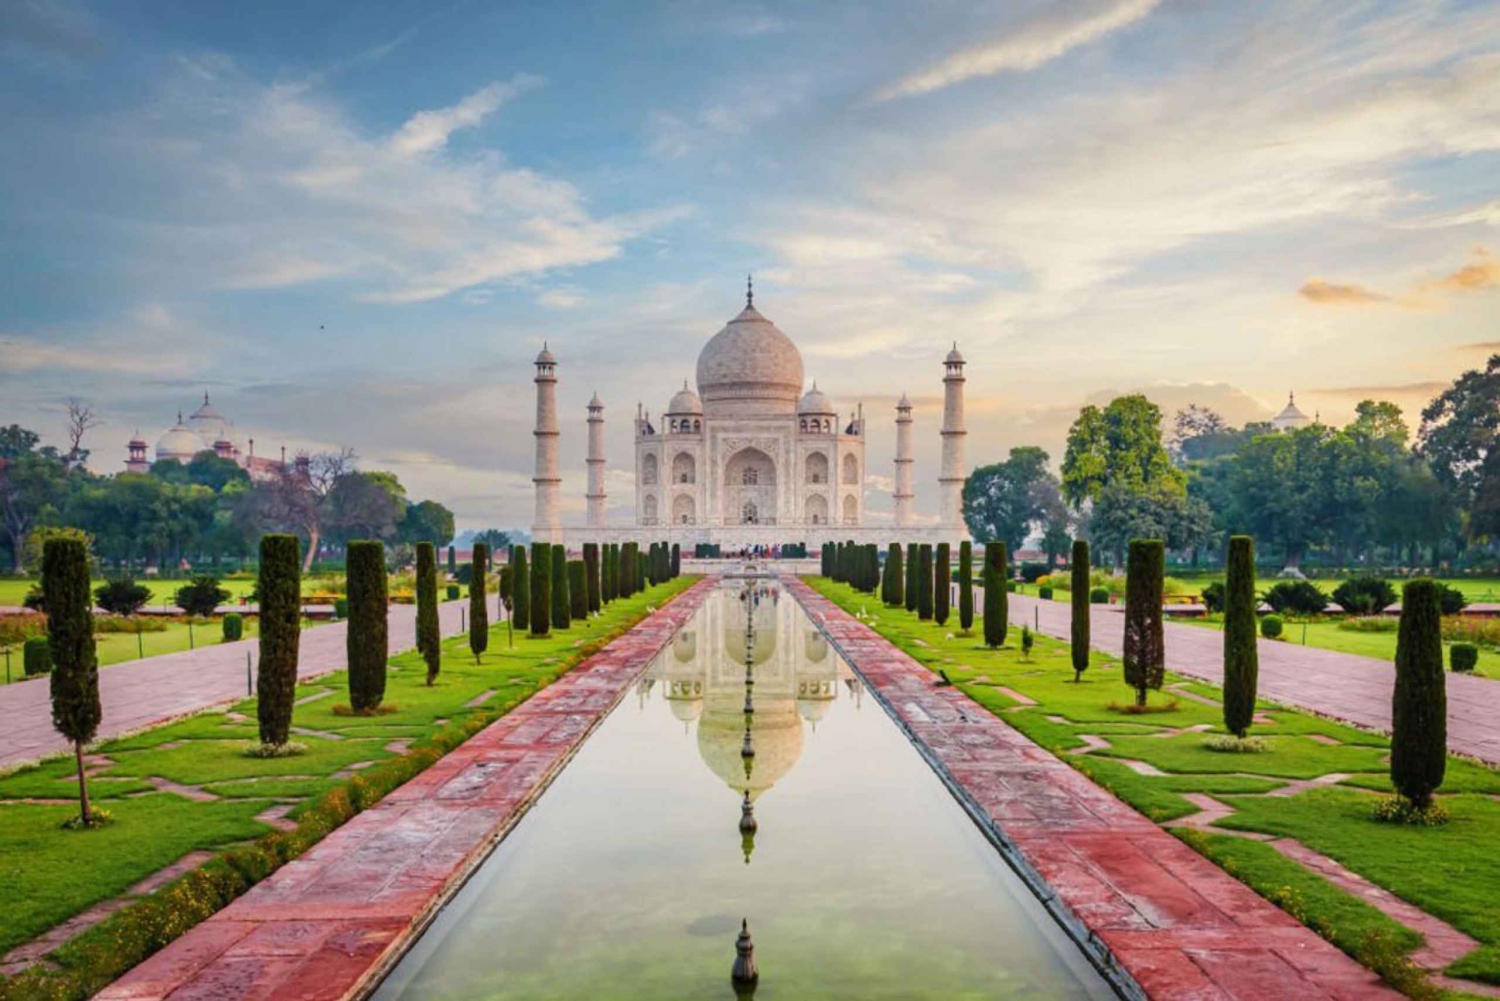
150,452 -> 249,492
982,542 -> 1007,649
469,542 -> 490,663
174,576 -> 230,616
257,535 -> 301,749
1391,580 -> 1446,811
1087,484 -> 1212,566
416,541 -> 441,684
0,425 -> 42,459
962,446 -> 1059,556
325,471 -> 406,547
1419,354 -> 1500,505
346,540 -> 388,712
45,536 -> 100,826
1062,396 -> 1184,509
401,500 -> 456,549
1261,580 -> 1327,615
530,542 -> 552,636
94,579 -> 150,616
1,446 -> 70,573
22,526 -> 91,576
1332,576 -> 1397,615
1223,536 -> 1258,738
1123,540 -> 1165,707
551,544 -> 570,630
934,543 -> 951,626
1070,539 -> 1089,681
1227,425 -> 1332,569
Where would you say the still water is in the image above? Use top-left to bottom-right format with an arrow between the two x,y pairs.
374,579 -> 1115,1000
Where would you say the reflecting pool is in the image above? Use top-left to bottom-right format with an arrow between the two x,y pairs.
374,579 -> 1115,1000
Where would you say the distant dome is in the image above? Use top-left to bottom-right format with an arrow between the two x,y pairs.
897,392 -> 912,410
185,392 -> 238,453
1271,392 -> 1310,431
696,302 -> 803,417
667,380 -> 703,415
155,417 -> 203,463
945,344 -> 965,365
535,344 -> 556,365
798,383 -> 833,415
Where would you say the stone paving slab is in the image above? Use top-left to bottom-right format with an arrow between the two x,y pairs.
95,580 -> 713,1001
999,589 -> 1500,766
0,596 -> 497,771
791,578 -> 1401,1001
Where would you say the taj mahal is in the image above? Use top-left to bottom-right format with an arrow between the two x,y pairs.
533,281 -> 970,549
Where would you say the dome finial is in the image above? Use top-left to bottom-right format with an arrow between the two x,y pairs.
746,273 -> 753,307
203,391 -> 210,405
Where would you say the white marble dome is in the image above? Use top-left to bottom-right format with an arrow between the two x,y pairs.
667,380 -> 703,415
798,383 -> 832,415
696,303 -> 804,416
155,419 -> 203,462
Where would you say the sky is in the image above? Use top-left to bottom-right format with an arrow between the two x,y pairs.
3,0 -> 1499,531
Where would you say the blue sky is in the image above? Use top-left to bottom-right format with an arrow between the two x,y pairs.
4,0 -> 1499,529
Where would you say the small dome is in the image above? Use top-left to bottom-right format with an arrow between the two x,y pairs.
189,392 -> 224,423
535,344 -> 556,365
798,383 -> 833,415
945,343 -> 965,364
667,380 -> 703,415
896,392 -> 912,410
696,301 -> 804,417
588,392 -> 603,410
155,417 -> 203,463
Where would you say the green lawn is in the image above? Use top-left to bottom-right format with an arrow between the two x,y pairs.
0,577 -> 261,608
0,575 -> 694,964
1160,574 -> 1500,603
812,578 -> 1500,995
1176,615 -> 1500,680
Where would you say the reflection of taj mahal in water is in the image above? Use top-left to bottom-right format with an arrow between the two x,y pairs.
642,581 -> 857,812
533,280 -> 970,550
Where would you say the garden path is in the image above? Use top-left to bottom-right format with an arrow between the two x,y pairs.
0,596 -> 498,771
999,590 -> 1500,766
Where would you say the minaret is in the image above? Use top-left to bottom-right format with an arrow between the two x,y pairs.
894,393 -> 914,528
586,392 -> 606,528
532,344 -> 562,543
939,344 -> 967,530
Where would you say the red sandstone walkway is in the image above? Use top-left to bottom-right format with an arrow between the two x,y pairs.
0,596 -> 498,771
95,580 -> 711,1001
995,589 -> 1500,766
793,578 -> 1400,1001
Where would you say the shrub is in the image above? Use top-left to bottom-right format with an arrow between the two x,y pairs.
416,541 -> 440,684
1223,535 -> 1258,739
446,583 -> 460,601
333,597 -> 348,620
551,545 -> 570,630
175,576 -> 230,617
583,543 -> 601,614
44,536 -> 100,826
23,635 -> 51,675
1332,575 -> 1397,615
1202,734 -> 1268,753
958,541 -> 974,633
222,613 -> 243,642
917,544 -> 933,620
1392,580 -> 1446,812
455,562 -> 474,586
94,578 -> 150,616
1123,539 -> 1165,708
1200,581 -> 1226,614
513,545 -> 531,630
934,543 -> 950,626
257,535 -> 300,749
1260,614 -> 1283,639
1450,642 -> 1478,673
345,540 -> 388,713
569,560 -> 588,621
670,543 -> 681,579
1437,583 -> 1468,616
904,542 -> 918,613
1020,625 -> 1034,659
23,584 -> 44,611
883,542 -> 902,606
447,545 -> 456,577
1090,587 -> 1109,604
983,542 -> 1007,649
1261,580 -> 1327,615
1019,562 -> 1047,583
1372,796 -> 1450,826
1338,617 -> 1398,633
531,542 -> 551,636
1007,580 -> 1018,593
1038,585 -> 1053,600
1071,540 -> 1090,682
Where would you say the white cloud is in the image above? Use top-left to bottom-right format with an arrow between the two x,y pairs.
389,75 -> 543,155
1,304 -> 216,377
537,287 -> 586,309
877,0 -> 1162,101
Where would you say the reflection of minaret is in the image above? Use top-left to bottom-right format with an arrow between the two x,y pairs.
532,345 -> 562,544
586,392 -> 606,528
894,393 -> 914,528
939,344 -> 967,530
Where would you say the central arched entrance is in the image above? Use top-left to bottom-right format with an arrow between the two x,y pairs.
723,447 -> 777,526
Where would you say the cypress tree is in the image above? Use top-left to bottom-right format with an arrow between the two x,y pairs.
1123,539 -> 1165,707
645,543 -> 657,585
469,542 -> 489,663
671,542 -> 681,578
905,542 -> 919,612
45,536 -> 100,826
1392,579 -> 1447,810
569,560 -> 588,621
512,545 -> 531,631
499,564 -> 514,647
620,542 -> 634,598
983,542 -> 1008,649
935,543 -> 951,626
346,540 -> 388,713
1222,535 -> 1258,736
821,542 -> 833,576
880,543 -> 895,604
917,544 -> 934,620
257,534 -> 300,749
551,544 -> 570,630
888,543 -> 905,607
604,544 -> 617,603
583,543 -> 602,614
868,544 -> 880,593
415,541 -> 441,684
637,544 -> 647,593
958,541 -> 974,634
531,542 -> 551,636
447,545 -> 456,577
1070,539 -> 1090,682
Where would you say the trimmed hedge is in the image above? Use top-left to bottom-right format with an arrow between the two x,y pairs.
917,544 -> 934,620
222,613 -> 243,643
569,560 -> 588,622
551,544 -> 570,631
23,636 -> 51,676
1089,587 -> 1109,604
958,541 -> 974,633
1451,642 -> 1478,674
174,576 -> 230,617
1392,580 -> 1447,810
1037,586 -> 1053,600
1070,539 -> 1089,681
346,540 -> 388,713
934,543 -> 951,626
469,543 -> 489,664
983,542 -> 1007,649
583,543 -> 601,614
1261,614 -> 1283,639
1223,535 -> 1258,738
94,578 -> 150,617
530,542 -> 551,637
257,535 -> 300,748
512,545 -> 530,631
1123,539 -> 1165,707
446,583 -> 460,601
416,541 -> 441,684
